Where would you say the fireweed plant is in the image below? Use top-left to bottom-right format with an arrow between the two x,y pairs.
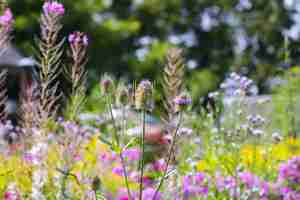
0,2 -> 299,200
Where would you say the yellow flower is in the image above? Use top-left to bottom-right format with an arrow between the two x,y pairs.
271,137 -> 300,161
240,144 -> 265,169
196,160 -> 210,172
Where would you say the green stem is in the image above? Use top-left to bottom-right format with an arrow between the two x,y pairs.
106,96 -> 132,199
121,106 -> 132,200
152,112 -> 183,200
139,109 -> 146,200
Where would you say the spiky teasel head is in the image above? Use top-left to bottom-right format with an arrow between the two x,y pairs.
100,74 -> 114,95
162,48 -> 185,120
173,92 -> 192,112
116,83 -> 129,106
135,80 -> 153,111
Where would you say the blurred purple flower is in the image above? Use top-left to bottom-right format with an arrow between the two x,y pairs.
123,148 -> 140,161
182,173 -> 209,199
150,159 -> 166,172
112,166 -> 124,176
142,187 -> 161,200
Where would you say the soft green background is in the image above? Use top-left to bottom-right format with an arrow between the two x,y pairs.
7,0 -> 299,99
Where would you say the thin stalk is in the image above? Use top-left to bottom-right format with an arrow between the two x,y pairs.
121,105 -> 132,199
106,95 -> 132,199
152,112 -> 183,200
139,109 -> 146,200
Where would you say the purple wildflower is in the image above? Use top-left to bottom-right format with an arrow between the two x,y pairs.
142,187 -> 161,200
174,93 -> 192,112
174,94 -> 192,106
43,1 -> 65,16
150,159 -> 166,172
279,156 -> 300,185
123,148 -> 140,161
182,173 -> 209,199
112,166 -> 124,176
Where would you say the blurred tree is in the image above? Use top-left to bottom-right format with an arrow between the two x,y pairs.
7,0 -> 299,100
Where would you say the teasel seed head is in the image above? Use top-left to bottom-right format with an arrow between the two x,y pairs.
116,84 -> 129,106
135,80 -> 153,111
100,74 -> 114,95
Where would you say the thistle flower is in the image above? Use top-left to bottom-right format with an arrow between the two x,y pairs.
173,92 -> 192,112
0,8 -> 13,27
135,80 -> 153,110
43,1 -> 65,16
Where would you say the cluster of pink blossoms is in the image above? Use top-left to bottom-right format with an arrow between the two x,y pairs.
0,8 -> 14,28
68,31 -> 89,46
43,1 -> 65,16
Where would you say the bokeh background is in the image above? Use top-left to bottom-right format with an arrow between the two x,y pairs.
8,0 -> 300,100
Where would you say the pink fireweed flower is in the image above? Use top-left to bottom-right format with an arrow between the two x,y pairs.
68,31 -> 89,46
43,1 -> 65,16
142,187 -> 161,200
123,148 -> 140,161
0,8 -> 14,27
150,159 -> 167,172
4,183 -> 20,200
112,166 -> 124,176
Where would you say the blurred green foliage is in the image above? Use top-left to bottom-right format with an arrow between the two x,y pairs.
7,0 -> 299,101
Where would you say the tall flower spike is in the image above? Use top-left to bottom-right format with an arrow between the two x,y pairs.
18,79 -> 40,130
135,80 -> 153,111
67,31 -> 88,94
162,48 -> 185,121
64,31 -> 89,120
36,1 -> 65,124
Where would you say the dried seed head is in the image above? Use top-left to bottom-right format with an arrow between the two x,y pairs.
135,80 -> 153,110
100,74 -> 114,95
116,85 -> 129,106
173,92 -> 192,112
